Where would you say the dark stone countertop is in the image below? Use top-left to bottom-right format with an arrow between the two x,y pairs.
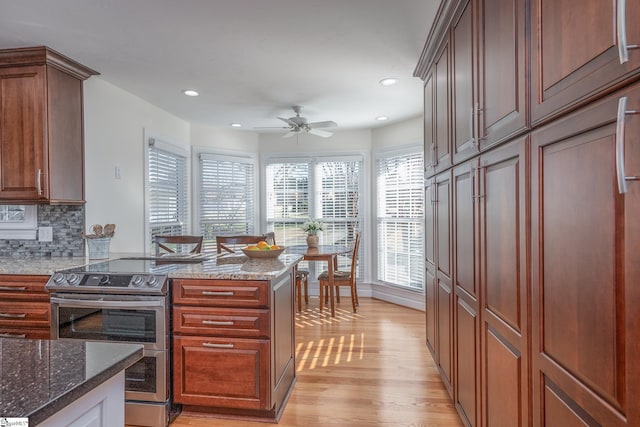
0,339 -> 143,425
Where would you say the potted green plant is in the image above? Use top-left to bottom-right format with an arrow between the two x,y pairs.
302,218 -> 323,248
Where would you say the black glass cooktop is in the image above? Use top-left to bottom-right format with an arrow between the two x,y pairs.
63,258 -> 185,275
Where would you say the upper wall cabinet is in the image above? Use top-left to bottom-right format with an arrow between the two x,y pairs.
419,0 -> 528,176
0,47 -> 98,204
531,0 -> 640,125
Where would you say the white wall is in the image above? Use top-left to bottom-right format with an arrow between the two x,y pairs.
191,123 -> 259,152
258,128 -> 371,154
83,78 -> 190,253
371,115 -> 422,149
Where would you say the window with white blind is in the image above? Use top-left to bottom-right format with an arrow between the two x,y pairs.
198,153 -> 256,252
265,156 -> 363,276
146,137 -> 189,246
375,148 -> 424,290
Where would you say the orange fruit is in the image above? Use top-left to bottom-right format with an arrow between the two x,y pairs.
271,245 -> 280,250
246,245 -> 259,250
257,241 -> 269,248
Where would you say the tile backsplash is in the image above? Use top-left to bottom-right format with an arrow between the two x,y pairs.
0,205 -> 85,257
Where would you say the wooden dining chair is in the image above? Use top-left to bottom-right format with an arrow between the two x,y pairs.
153,235 -> 203,256
215,235 -> 267,254
317,231 -> 361,313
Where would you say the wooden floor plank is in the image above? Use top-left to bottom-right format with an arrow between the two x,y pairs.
167,298 -> 463,426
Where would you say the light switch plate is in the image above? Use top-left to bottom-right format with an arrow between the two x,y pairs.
38,226 -> 53,242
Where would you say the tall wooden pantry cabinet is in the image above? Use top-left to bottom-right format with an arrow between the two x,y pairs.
416,0 -> 640,426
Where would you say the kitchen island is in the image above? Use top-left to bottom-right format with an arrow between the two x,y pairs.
0,339 -> 143,426
168,253 -> 301,422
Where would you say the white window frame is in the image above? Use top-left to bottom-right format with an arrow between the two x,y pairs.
144,134 -> 190,252
374,144 -> 424,291
0,205 -> 37,239
262,153 -> 366,280
193,147 -> 258,253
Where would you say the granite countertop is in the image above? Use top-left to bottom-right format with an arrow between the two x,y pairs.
168,253 -> 303,280
0,252 -> 303,279
0,339 -> 143,425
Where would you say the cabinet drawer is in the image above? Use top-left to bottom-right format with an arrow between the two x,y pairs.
173,335 -> 270,410
0,275 -> 49,302
173,306 -> 269,337
0,301 -> 50,327
0,326 -> 50,339
172,279 -> 269,308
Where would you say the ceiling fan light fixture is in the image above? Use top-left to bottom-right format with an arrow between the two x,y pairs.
379,78 -> 398,86
376,116 -> 389,121
182,89 -> 199,97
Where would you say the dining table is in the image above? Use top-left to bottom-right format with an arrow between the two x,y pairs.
285,244 -> 350,317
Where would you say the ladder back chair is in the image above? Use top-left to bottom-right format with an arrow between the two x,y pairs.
317,231 -> 361,312
153,235 -> 203,256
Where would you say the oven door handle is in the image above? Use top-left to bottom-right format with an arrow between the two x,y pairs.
50,297 -> 165,309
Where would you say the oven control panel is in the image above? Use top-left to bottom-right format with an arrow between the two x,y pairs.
46,272 -> 168,295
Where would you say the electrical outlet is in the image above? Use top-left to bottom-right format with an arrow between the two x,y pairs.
38,226 -> 53,242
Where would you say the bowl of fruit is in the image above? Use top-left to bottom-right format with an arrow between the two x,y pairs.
241,241 -> 285,259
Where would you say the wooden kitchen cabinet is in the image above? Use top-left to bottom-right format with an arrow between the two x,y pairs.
478,137 -> 529,427
425,178 -> 437,356
0,275 -> 51,339
452,158 -> 480,427
0,46 -> 97,203
434,170 -> 454,397
531,0 -> 640,125
531,82 -> 640,427
172,271 -> 296,421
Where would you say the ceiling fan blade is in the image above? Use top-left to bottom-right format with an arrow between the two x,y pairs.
277,117 -> 297,127
254,126 -> 290,129
308,128 -> 333,138
282,131 -> 296,138
307,120 -> 337,129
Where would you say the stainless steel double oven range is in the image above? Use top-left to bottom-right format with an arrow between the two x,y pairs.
46,258 -> 182,427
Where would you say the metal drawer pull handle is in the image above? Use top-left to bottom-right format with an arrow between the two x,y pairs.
0,333 -> 26,338
0,286 -> 26,291
615,97 -> 640,194
0,313 -> 27,318
202,342 -> 234,349
37,169 -> 43,195
617,0 -> 638,64
202,291 -> 234,296
202,320 -> 234,326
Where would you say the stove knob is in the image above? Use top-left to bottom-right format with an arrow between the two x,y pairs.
52,272 -> 66,284
131,275 -> 144,287
145,276 -> 158,287
99,275 -> 109,285
66,273 -> 81,286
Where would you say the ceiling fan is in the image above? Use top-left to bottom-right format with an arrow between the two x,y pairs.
257,106 -> 337,138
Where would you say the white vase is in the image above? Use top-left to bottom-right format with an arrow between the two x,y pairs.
306,234 -> 319,248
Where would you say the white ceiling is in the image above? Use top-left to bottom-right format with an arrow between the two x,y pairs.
0,0 -> 440,133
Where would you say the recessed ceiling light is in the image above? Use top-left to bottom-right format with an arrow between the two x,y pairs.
376,116 -> 389,121
230,123 -> 242,128
379,78 -> 398,86
182,89 -> 199,97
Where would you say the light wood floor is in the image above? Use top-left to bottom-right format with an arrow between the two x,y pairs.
169,298 -> 463,427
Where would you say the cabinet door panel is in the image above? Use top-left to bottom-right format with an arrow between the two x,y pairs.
531,83 -> 640,426
0,66 -> 45,200
452,0 -> 479,163
480,0 -> 527,146
173,336 -> 269,410
484,326 -> 522,427
425,180 -> 435,266
425,74 -> 435,175
436,173 -> 451,277
543,379 -> 596,427
479,137 -> 529,427
456,297 -> 478,427
434,41 -> 451,173
454,161 -> 477,297
531,0 -> 640,124
437,280 -> 453,394
425,265 -> 437,356
481,150 -> 523,332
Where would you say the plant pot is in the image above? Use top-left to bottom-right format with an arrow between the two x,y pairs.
306,234 -> 319,248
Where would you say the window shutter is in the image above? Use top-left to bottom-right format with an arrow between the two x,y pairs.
376,150 -> 424,289
148,139 -> 189,243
